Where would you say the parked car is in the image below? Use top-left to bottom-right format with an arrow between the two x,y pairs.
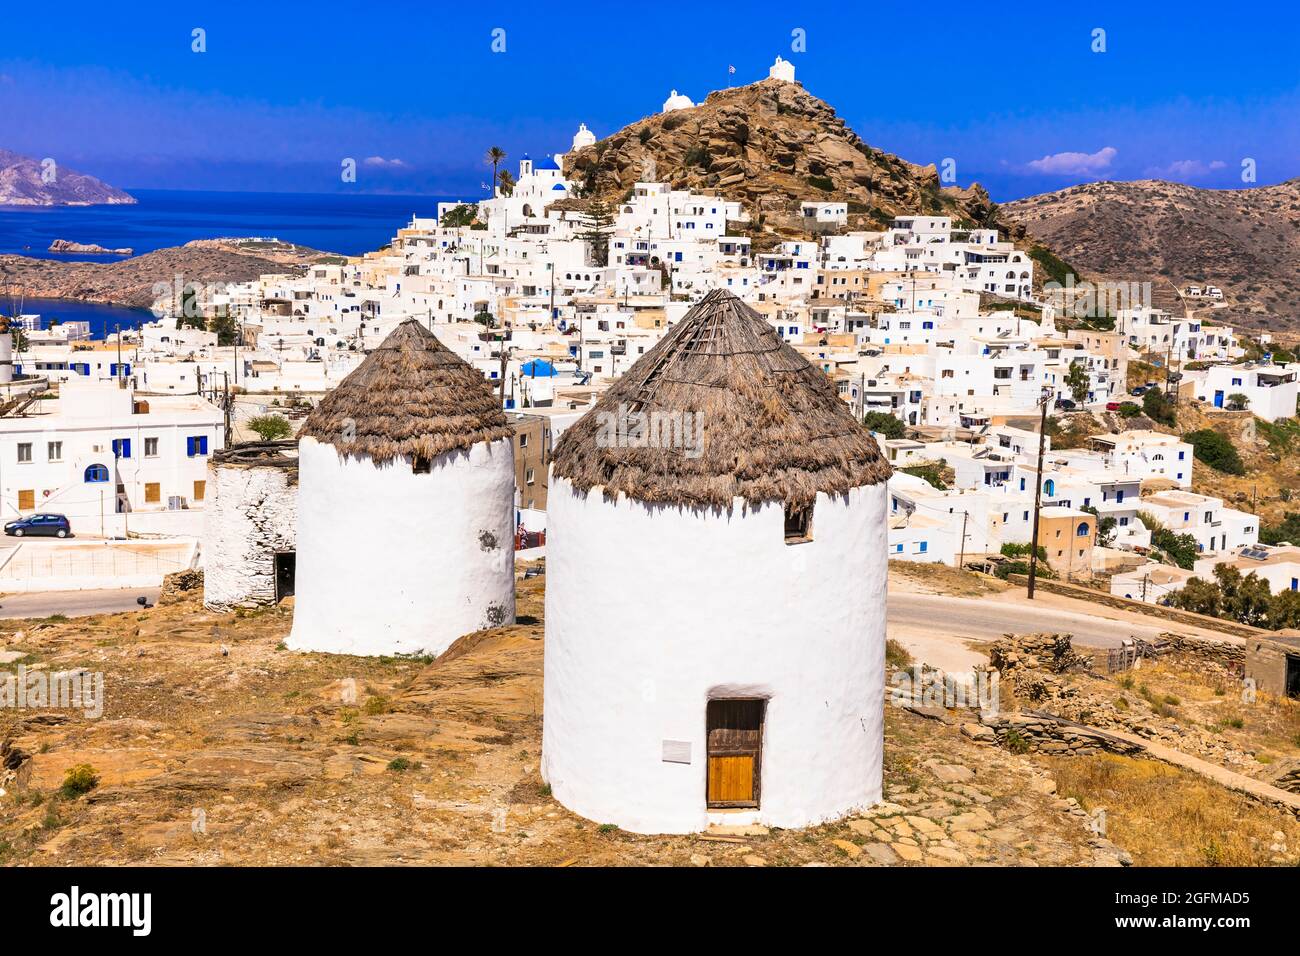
4,514 -> 72,538
1130,385 -> 1149,396
1054,398 -> 1076,411
1106,401 -> 1122,411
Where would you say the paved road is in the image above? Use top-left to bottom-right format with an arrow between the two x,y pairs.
888,592 -> 1170,650
0,587 -> 160,620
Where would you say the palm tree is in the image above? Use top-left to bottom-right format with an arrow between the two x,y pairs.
497,168 -> 516,197
485,147 -> 507,197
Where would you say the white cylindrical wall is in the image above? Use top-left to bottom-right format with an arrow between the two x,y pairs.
0,333 -> 13,384
542,476 -> 887,834
202,463 -> 298,611
288,435 -> 515,657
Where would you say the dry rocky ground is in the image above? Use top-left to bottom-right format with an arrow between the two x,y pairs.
0,569 -> 1142,868
0,239 -> 340,310
1003,177 -> 1300,331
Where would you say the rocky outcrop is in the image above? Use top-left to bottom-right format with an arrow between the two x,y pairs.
49,239 -> 133,255
564,79 -> 1005,241
0,148 -> 136,206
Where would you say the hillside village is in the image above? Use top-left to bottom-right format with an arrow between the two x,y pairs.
2,60 -> 1298,621
3,58 -> 1300,867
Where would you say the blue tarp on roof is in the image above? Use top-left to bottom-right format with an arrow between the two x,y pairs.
522,359 -> 557,377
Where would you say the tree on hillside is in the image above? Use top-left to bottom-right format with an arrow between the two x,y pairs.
209,307 -> 238,347
578,200 -> 615,267
440,204 -> 479,228
1169,576 -> 1222,617
485,146 -> 507,196
1142,387 -> 1177,426
1139,511 -> 1199,570
1183,428 -> 1245,476
862,411 -> 905,440
1226,392 -> 1250,411
247,414 -> 293,442
1268,589 -> 1300,630
1065,362 -> 1090,405
1214,564 -> 1272,628
1260,511 -> 1300,545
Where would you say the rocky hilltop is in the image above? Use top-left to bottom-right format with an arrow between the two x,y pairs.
1003,178 -> 1300,329
0,239 -> 343,310
0,148 -> 136,207
563,79 -> 1004,243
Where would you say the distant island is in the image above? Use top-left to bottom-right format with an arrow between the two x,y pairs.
49,239 -> 134,255
0,147 -> 136,207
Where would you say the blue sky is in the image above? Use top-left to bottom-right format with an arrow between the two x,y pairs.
3,1 -> 1298,200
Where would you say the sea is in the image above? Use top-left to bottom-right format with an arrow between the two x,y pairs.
0,188 -> 453,339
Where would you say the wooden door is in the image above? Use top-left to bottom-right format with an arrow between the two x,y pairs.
17,489 -> 34,511
706,699 -> 764,808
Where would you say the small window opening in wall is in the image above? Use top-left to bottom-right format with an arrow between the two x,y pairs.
412,455 -> 432,474
784,503 -> 813,543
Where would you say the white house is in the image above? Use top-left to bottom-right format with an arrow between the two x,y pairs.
0,378 -> 223,538
1192,363 -> 1298,421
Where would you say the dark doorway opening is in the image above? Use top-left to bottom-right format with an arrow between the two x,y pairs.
1286,654 -> 1300,700
706,698 -> 765,809
274,551 -> 296,602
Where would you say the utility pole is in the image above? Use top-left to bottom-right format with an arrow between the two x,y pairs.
1027,391 -> 1050,600
958,510 -> 969,571
498,337 -> 511,406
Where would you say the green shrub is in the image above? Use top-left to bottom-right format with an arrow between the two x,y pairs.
247,414 -> 292,442
901,464 -> 947,490
862,411 -> 905,439
1143,388 -> 1177,425
59,764 -> 99,799
1183,428 -> 1245,476
806,175 -> 834,192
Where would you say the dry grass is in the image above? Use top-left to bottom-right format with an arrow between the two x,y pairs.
1113,660 -> 1300,761
1047,753 -> 1300,866
888,560 -> 1008,598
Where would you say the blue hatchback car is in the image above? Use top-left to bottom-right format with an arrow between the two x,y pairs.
4,513 -> 72,538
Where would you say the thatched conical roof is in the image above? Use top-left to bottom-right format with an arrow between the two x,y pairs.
299,319 -> 511,464
551,289 -> 890,508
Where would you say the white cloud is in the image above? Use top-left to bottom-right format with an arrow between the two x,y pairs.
1025,146 -> 1117,176
362,156 -> 407,168
1145,159 -> 1227,179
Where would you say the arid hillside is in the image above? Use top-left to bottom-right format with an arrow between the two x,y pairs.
1003,179 -> 1300,330
0,239 -> 342,310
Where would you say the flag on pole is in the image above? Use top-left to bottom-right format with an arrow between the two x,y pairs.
728,64 -> 736,74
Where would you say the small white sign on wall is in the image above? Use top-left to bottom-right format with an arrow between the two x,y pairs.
661,740 -> 692,764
